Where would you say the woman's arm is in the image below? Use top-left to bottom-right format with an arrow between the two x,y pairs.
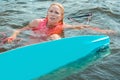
64,24 -> 115,34
7,19 -> 41,43
7,25 -> 29,43
64,24 -> 90,29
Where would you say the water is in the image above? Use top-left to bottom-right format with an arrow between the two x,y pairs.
35,46 -> 111,80
0,0 -> 120,80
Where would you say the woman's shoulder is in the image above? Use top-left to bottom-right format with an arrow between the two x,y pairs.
29,18 -> 43,27
31,18 -> 43,24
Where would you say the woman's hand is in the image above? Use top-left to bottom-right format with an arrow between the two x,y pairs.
7,30 -> 20,43
7,36 -> 16,43
99,29 -> 116,34
88,26 -> 116,34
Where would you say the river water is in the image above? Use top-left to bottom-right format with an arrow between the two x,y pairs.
0,0 -> 120,80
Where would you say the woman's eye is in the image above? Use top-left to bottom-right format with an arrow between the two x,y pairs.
55,11 -> 59,14
49,10 -> 60,15
49,10 -> 53,13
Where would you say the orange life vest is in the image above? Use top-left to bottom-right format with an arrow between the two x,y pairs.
32,18 -> 63,37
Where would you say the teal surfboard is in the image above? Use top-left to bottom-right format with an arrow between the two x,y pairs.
0,35 -> 110,80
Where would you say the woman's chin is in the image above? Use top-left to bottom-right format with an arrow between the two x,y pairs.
49,21 -> 57,24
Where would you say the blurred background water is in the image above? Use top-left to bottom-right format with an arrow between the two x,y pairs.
0,0 -> 120,80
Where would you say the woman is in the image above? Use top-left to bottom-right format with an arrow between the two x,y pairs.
7,3 -> 114,43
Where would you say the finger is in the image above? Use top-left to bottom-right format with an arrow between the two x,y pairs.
7,38 -> 13,43
7,39 -> 12,43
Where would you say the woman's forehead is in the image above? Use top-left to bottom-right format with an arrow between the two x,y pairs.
49,5 -> 61,10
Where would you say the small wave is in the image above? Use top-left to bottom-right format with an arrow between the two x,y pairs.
0,10 -> 25,16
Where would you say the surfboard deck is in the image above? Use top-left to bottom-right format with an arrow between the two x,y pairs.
0,35 -> 110,80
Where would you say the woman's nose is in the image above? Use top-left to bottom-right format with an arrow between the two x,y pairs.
51,12 -> 56,16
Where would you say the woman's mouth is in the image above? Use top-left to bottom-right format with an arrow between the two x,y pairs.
50,17 -> 55,20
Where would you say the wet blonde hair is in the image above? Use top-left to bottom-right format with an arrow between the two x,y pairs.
47,3 -> 64,24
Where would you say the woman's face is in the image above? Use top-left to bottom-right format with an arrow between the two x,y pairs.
47,5 -> 63,24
